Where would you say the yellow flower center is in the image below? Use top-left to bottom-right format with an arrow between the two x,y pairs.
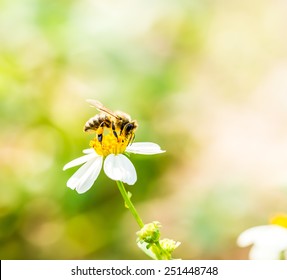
90,130 -> 132,157
270,213 -> 287,228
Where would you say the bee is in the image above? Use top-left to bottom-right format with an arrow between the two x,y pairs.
84,99 -> 138,144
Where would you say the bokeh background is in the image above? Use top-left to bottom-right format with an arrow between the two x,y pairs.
1,0 -> 287,260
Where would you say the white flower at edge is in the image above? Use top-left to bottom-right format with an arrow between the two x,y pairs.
63,142 -> 165,194
237,225 -> 287,260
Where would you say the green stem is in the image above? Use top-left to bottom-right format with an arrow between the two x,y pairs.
116,180 -> 144,228
116,181 -> 172,260
155,242 -> 170,260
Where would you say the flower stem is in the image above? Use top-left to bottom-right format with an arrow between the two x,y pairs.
154,242 -> 170,260
116,181 -> 144,228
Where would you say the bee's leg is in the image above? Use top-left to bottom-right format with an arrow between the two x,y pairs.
97,122 -> 105,143
125,133 -> 135,146
130,133 -> 135,144
111,122 -> 118,140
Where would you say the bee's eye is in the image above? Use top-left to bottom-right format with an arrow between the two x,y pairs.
125,123 -> 134,132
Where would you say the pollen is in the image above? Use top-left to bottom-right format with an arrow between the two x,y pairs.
90,130 -> 131,157
270,213 -> 287,228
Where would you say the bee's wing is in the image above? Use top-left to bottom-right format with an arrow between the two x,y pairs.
86,99 -> 119,119
86,99 -> 104,109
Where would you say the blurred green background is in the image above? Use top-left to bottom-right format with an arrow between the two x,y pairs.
1,0 -> 287,259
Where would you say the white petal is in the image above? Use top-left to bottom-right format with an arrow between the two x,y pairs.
63,152 -> 97,170
137,241 -> 157,260
67,156 -> 103,194
104,154 -> 137,185
249,245 -> 282,260
126,142 -> 165,155
237,225 -> 287,248
237,225 -> 287,260
83,148 -> 95,154
237,226 -> 266,247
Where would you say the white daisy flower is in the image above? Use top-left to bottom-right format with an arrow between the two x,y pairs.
63,141 -> 165,194
237,214 -> 287,260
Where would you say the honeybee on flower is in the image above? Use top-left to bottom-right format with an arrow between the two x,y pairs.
84,99 -> 138,148
63,100 -> 165,193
